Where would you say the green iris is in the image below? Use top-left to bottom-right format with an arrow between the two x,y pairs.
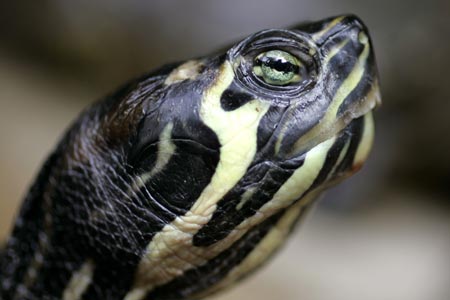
253,50 -> 303,86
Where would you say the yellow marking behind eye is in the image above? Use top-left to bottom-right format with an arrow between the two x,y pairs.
193,60 -> 270,215
125,60 -> 270,300
62,260 -> 95,300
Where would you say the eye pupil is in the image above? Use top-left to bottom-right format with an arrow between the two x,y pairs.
260,57 -> 299,74
254,50 -> 303,86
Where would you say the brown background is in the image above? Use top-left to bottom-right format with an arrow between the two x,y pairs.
0,1 -> 449,299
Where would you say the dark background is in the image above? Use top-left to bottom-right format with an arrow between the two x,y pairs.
0,1 -> 449,299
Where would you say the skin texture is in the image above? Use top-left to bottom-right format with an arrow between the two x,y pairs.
0,15 -> 380,300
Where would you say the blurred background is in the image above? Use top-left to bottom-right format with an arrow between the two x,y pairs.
0,1 -> 449,299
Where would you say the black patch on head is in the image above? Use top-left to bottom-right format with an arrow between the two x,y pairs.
131,67 -> 221,164
220,81 -> 254,111
127,73 -> 222,216
140,139 -> 220,216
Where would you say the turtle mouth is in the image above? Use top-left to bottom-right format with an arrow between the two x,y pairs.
279,82 -> 380,192
303,86 -> 379,187
278,110 -> 375,196
337,79 -> 381,131
287,79 -> 380,160
327,79 -> 379,161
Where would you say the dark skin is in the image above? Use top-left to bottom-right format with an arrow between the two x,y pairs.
1,15 -> 379,300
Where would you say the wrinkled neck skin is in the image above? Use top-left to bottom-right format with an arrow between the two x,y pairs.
0,14 -> 380,300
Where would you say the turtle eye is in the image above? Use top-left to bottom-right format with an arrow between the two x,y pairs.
253,50 -> 304,86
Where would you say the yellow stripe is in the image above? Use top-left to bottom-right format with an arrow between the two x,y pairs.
124,61 -> 270,300
311,16 -> 345,41
192,61 -> 270,214
125,135 -> 334,300
289,34 -> 370,156
328,137 -> 351,179
179,137 -> 336,299
62,260 -> 95,300
274,38 -> 349,155
260,137 -> 335,215
353,112 -> 374,167
323,38 -> 350,65
236,186 -> 257,210
130,122 -> 176,192
191,191 -> 318,299
196,136 -> 334,296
